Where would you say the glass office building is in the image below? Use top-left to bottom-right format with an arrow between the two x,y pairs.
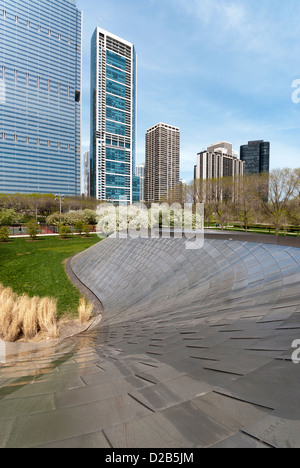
240,140 -> 270,175
90,27 -> 137,203
0,0 -> 82,195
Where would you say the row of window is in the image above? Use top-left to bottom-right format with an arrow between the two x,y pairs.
2,10 -> 75,45
106,50 -> 127,72
106,160 -> 130,175
105,137 -> 131,149
1,132 -> 71,150
1,66 -> 72,96
106,94 -> 127,111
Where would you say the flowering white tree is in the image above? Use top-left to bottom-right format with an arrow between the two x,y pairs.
97,202 -> 204,246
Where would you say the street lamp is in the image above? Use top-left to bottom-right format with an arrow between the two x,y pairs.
55,194 -> 64,223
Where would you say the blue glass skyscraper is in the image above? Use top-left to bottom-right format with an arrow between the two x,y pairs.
0,0 -> 82,195
90,27 -> 137,203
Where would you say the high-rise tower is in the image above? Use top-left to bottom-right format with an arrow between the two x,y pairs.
90,27 -> 136,203
240,140 -> 270,174
0,0 -> 82,195
144,123 -> 180,202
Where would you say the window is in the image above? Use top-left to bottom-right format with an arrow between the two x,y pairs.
1,133 -> 5,141
75,90 -> 80,102
14,134 -> 18,143
106,50 -> 126,71
106,65 -> 126,84
106,120 -> 126,136
15,15 -> 19,23
106,80 -> 126,98
58,33 -> 62,40
3,10 -> 6,19
106,107 -> 126,124
106,94 -> 126,111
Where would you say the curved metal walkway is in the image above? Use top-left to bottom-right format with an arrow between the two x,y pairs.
1,236 -> 300,448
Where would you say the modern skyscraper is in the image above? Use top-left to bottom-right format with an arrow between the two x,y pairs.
144,123 -> 180,202
90,27 -> 137,203
240,140 -> 270,174
194,141 -> 245,180
135,162 -> 145,202
0,0 -> 82,195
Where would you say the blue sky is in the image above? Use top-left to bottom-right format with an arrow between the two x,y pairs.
77,0 -> 300,183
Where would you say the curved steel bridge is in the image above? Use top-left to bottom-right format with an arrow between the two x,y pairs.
1,235 -> 300,448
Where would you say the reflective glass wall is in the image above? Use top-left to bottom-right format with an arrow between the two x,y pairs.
0,0 -> 82,195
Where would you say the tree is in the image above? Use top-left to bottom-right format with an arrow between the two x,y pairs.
59,225 -> 72,239
75,221 -> 84,236
258,168 -> 300,236
0,208 -> 19,226
83,224 -> 92,237
235,175 -> 260,232
0,226 -> 10,242
26,220 -> 40,240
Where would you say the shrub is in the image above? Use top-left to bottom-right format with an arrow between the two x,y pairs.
83,224 -> 92,237
59,225 -> 72,239
75,220 -> 84,235
26,220 -> 40,240
0,226 -> 10,242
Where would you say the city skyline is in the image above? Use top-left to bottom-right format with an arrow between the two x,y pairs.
78,0 -> 300,185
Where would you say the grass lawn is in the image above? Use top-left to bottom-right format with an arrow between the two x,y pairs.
0,235 -> 103,318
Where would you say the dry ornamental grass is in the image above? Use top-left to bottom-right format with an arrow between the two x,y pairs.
0,284 -> 94,342
0,284 -> 58,342
78,297 -> 94,324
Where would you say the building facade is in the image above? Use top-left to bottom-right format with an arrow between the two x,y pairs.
240,140 -> 270,174
90,27 -> 136,203
132,175 -> 140,203
83,150 -> 90,197
135,162 -> 145,202
144,123 -> 180,202
194,141 -> 245,180
0,0 -> 82,195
